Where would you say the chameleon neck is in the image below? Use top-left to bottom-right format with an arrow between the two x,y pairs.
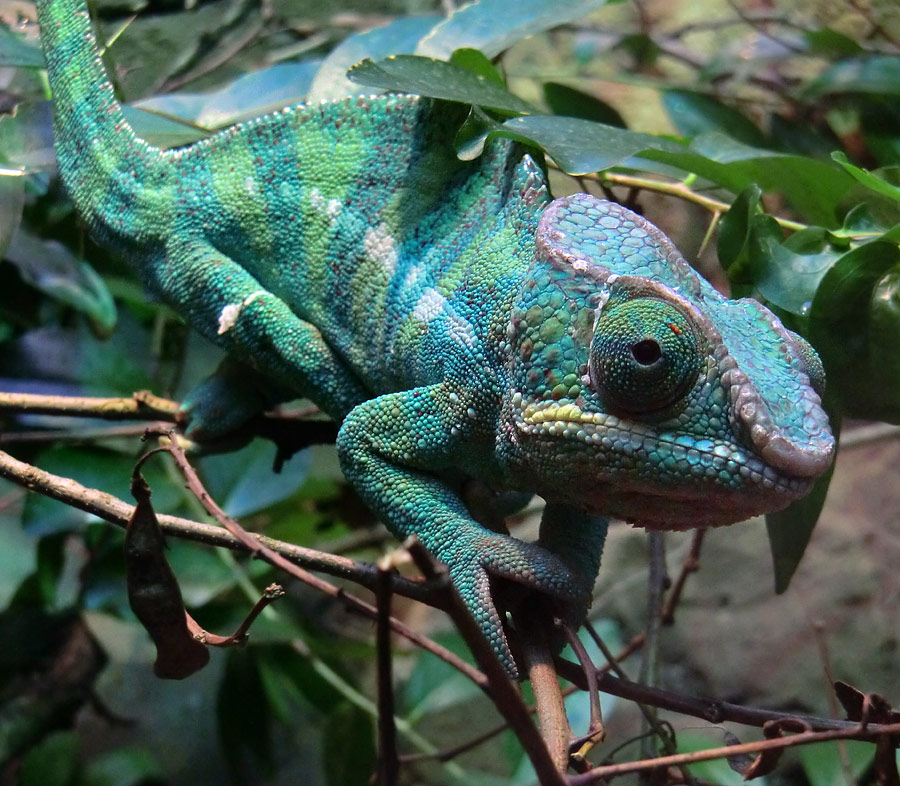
36,0 -> 171,248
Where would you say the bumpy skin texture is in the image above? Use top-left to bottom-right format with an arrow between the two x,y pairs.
38,0 -> 834,676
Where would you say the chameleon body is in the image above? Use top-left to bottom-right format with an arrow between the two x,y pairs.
37,0 -> 834,675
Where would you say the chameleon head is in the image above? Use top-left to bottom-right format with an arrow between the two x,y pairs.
499,194 -> 835,529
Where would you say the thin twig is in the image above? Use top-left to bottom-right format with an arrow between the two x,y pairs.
568,721 -> 900,784
376,554 -> 400,786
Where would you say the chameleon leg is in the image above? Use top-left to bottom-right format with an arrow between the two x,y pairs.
336,383 -> 588,677
179,356 -> 300,440
538,503 -> 609,632
148,242 -> 370,428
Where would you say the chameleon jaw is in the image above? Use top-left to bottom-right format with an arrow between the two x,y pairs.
514,398 -> 816,509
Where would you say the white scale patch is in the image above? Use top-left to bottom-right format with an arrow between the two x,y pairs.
326,199 -> 343,218
447,311 -> 476,347
217,291 -> 267,334
412,288 -> 446,323
364,223 -> 399,275
308,187 -> 325,210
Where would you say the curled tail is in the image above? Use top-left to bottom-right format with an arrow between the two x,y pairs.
36,0 -> 172,249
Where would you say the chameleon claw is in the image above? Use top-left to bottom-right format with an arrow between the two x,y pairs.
447,534 -> 593,679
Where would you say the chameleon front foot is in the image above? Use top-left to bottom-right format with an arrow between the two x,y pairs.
444,534 -> 593,679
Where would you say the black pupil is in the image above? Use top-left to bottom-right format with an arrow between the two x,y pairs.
632,339 -> 661,366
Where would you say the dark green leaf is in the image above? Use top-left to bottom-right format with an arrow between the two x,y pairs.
200,439 -> 312,518
5,229 -> 117,335
805,56 -> 900,98
832,152 -> 900,204
769,114 -> 839,159
542,82 -> 625,127
0,491 -> 38,612
80,747 -> 165,786
766,420 -> 838,593
662,90 -> 767,147
643,134 -> 854,226
19,731 -> 78,786
0,101 -> 57,170
348,55 -> 538,115
0,175 -> 24,261
465,114 -> 681,173
323,703 -> 376,786
751,216 -> 842,315
809,245 -> 900,421
716,184 -> 761,285
218,649 -> 275,775
122,106 -> 210,149
803,28 -> 866,57
449,47 -> 505,85
307,16 -> 440,102
0,24 -> 45,67
415,0 -> 616,60
136,61 -> 320,131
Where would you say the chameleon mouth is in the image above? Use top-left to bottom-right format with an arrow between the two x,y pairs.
516,398 -> 813,497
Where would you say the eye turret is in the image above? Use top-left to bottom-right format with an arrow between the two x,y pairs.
589,298 -> 701,415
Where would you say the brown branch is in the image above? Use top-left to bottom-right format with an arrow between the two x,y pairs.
0,390 -> 179,420
568,721 -> 900,784
519,612 -> 571,775
376,555 -> 400,786
405,540 -> 567,786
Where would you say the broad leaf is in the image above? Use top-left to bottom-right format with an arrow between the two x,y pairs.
416,0 -> 616,59
805,56 -> 900,98
308,16 -> 441,102
0,24 -> 45,67
663,90 -> 767,147
348,55 -> 538,115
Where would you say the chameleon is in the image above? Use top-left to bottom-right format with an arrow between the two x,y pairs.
35,0 -> 833,676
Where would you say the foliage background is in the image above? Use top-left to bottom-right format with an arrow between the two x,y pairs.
0,0 -> 899,783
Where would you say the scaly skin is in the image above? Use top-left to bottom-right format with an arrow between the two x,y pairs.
37,0 -> 834,677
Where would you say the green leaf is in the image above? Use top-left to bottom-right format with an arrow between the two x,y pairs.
803,28 -> 866,57
645,133 -> 854,226
542,82 -> 625,126
449,47 -> 505,85
415,0 -> 616,60
4,229 -> 117,335
19,731 -> 79,786
348,55 -> 538,115
307,16 -> 440,103
322,703 -> 375,786
133,61 -> 320,131
766,424 -> 838,593
0,24 -> 45,67
798,740 -> 875,786
200,439 -> 312,519
0,492 -> 39,612
466,114 -> 681,173
832,151 -> 900,204
122,105 -> 210,149
662,89 -> 767,147
0,175 -> 25,261
80,747 -> 165,786
716,183 -> 762,286
217,649 -> 274,774
750,216 -> 843,316
809,245 -> 900,421
805,56 -> 900,98
0,101 -> 58,170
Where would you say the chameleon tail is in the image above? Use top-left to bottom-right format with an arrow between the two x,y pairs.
36,0 -> 171,249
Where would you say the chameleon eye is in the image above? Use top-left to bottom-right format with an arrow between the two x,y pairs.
590,298 -> 701,414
